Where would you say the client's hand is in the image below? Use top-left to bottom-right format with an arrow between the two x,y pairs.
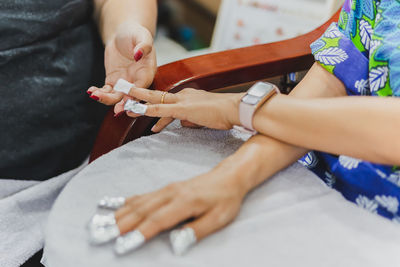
119,87 -> 244,132
87,22 -> 157,105
114,165 -> 247,255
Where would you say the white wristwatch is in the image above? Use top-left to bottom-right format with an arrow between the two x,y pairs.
234,82 -> 280,135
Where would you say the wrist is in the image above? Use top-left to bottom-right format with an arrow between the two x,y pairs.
214,150 -> 264,196
234,82 -> 280,133
104,20 -> 146,46
99,0 -> 155,45
228,93 -> 245,128
213,162 -> 249,198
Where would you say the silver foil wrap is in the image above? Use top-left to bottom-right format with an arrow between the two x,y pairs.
98,196 -> 126,210
170,227 -> 197,256
124,99 -> 148,115
114,230 -> 146,255
87,213 -> 120,245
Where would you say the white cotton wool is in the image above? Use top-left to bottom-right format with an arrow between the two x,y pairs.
113,79 -> 133,95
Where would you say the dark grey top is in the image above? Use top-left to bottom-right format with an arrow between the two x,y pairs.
0,0 -> 107,180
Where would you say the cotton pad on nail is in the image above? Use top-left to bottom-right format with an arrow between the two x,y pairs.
114,79 -> 133,94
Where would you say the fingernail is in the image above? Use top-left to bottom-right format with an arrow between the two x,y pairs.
87,214 -> 120,245
170,227 -> 197,256
89,224 -> 120,245
98,196 -> 126,209
87,213 -> 116,230
90,95 -> 100,101
124,99 -> 147,115
134,49 -> 143,62
114,230 -> 146,255
150,126 -> 157,132
114,111 -> 125,118
87,90 -> 92,96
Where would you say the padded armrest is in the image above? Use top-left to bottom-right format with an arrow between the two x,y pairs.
89,10 -> 340,162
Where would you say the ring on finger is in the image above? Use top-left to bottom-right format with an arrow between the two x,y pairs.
160,91 -> 168,104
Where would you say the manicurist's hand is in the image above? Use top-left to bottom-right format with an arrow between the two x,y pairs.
87,22 -> 157,105
119,87 -> 244,132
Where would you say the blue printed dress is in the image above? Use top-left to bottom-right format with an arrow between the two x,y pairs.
298,0 -> 400,222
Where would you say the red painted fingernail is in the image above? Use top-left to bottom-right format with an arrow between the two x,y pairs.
87,90 -> 92,96
90,95 -> 99,101
134,49 -> 143,62
114,111 -> 125,118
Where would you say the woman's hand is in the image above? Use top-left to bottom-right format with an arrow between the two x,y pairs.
87,22 -> 157,105
114,165 -> 247,255
118,87 -> 244,132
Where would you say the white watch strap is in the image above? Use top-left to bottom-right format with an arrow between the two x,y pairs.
233,125 -> 257,135
239,101 -> 256,131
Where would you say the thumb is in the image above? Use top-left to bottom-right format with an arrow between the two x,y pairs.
133,28 -> 153,62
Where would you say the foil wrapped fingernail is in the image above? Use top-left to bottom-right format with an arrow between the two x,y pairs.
98,196 -> 126,210
89,224 -> 120,245
87,213 -> 120,245
170,227 -> 197,256
124,99 -> 148,115
87,213 -> 116,229
114,230 -> 146,255
114,79 -> 133,94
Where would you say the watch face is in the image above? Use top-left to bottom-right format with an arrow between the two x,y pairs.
242,94 -> 260,105
248,82 -> 274,97
242,82 -> 278,106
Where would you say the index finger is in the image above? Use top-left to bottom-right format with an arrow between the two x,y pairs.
114,201 -> 194,255
113,79 -> 176,104
88,84 -> 125,106
129,87 -> 177,104
125,102 -> 180,119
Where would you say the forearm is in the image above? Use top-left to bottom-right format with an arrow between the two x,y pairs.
253,95 -> 400,165
94,0 -> 157,44
217,63 -> 347,193
216,134 -> 306,193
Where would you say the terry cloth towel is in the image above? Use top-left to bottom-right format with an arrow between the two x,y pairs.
0,160 -> 87,267
44,121 -> 400,267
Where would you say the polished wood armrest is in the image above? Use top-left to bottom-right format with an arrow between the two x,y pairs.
90,10 -> 340,162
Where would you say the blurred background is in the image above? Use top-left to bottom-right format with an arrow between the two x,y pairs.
155,0 -> 344,66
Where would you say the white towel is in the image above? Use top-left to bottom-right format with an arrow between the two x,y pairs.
43,122 -> 400,267
0,160 -> 87,267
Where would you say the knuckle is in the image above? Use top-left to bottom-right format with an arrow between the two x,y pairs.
152,104 -> 161,113
180,103 -> 191,110
214,212 -> 230,225
164,182 -> 180,192
147,215 -> 163,227
192,196 -> 207,208
127,195 -> 140,203
131,208 -> 146,219
145,216 -> 166,233
148,90 -> 157,98
179,88 -> 197,95
180,88 -> 191,94
169,93 -> 179,103
175,104 -> 188,118
164,182 -> 188,198
170,109 -> 179,119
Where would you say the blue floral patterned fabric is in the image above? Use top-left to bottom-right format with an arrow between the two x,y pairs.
299,0 -> 400,222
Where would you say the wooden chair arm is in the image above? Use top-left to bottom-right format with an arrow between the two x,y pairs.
90,10 -> 340,162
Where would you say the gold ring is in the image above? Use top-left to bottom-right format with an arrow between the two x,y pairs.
160,91 -> 168,104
